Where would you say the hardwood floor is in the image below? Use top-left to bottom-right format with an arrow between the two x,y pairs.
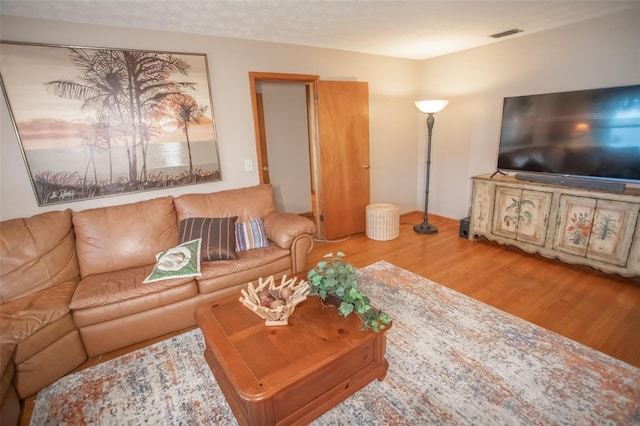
309,212 -> 640,369
18,212 -> 640,424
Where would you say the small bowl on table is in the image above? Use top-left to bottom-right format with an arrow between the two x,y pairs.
239,275 -> 310,326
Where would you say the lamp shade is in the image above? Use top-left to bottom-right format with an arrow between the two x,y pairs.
414,100 -> 449,114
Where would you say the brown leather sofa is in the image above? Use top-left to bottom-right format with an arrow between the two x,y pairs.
0,184 -> 315,425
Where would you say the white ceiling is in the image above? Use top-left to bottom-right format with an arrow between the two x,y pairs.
1,0 -> 638,60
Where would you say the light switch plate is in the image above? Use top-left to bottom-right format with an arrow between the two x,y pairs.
244,159 -> 253,172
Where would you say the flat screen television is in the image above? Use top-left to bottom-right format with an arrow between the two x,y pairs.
496,84 -> 640,191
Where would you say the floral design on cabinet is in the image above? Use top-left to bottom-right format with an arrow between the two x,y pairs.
566,212 -> 594,246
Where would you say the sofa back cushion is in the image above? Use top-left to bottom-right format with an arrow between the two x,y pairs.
0,210 -> 79,304
174,184 -> 277,223
72,197 -> 178,277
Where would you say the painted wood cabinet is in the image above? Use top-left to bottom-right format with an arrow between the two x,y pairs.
469,174 -> 640,277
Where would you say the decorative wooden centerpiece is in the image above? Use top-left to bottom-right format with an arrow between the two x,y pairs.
239,275 -> 310,326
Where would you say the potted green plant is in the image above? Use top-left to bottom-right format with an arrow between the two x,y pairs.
306,252 -> 391,332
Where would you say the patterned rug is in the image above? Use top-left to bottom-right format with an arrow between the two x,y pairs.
31,261 -> 640,425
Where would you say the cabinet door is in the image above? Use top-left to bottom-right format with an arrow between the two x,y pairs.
553,195 -> 596,257
491,186 -> 551,246
586,199 -> 639,266
492,186 -> 520,239
554,196 -> 639,265
515,189 -> 552,246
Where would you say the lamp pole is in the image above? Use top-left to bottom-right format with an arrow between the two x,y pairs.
414,113 -> 437,234
413,100 -> 448,235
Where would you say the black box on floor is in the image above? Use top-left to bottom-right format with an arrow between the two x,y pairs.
459,216 -> 470,238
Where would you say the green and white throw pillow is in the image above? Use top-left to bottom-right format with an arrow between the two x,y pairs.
143,238 -> 202,283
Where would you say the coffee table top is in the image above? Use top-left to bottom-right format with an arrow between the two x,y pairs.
195,292 -> 390,400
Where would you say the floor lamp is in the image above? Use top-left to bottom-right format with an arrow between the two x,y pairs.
414,99 -> 449,234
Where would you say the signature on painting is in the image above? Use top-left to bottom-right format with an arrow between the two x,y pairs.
49,190 -> 75,199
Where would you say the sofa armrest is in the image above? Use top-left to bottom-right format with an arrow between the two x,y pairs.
263,212 -> 316,250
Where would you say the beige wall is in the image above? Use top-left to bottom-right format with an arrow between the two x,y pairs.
2,9 -> 638,222
417,7 -> 640,220
0,14 -> 419,220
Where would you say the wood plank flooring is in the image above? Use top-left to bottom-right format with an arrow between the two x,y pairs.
310,212 -> 640,369
18,212 -> 640,424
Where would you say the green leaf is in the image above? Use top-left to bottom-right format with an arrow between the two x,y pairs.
339,302 -> 354,316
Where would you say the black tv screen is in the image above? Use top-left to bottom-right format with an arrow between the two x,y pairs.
497,84 -> 640,183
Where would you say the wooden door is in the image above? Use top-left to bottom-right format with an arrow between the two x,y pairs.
315,81 -> 370,239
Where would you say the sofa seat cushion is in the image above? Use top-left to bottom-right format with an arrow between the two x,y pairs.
200,245 -> 289,279
14,329 -> 87,399
196,245 -> 290,294
70,265 -> 198,327
13,315 -> 79,365
0,281 -> 76,346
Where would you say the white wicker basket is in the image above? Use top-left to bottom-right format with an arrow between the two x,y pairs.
366,203 -> 400,241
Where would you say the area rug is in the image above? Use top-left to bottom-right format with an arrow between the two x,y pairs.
31,261 -> 640,425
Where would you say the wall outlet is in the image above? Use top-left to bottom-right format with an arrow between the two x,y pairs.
244,159 -> 253,172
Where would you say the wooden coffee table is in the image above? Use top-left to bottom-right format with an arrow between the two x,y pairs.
195,283 -> 391,425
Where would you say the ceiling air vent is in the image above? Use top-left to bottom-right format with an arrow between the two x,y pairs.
490,28 -> 524,39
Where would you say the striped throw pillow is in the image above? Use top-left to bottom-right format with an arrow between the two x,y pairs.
178,217 -> 238,262
235,217 -> 269,252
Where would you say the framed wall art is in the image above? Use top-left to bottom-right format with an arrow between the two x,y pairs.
0,41 -> 222,206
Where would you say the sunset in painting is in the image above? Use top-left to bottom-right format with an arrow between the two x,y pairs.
0,42 -> 221,205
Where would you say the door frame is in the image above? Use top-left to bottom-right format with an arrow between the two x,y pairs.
248,72 -> 319,183
248,72 -> 321,233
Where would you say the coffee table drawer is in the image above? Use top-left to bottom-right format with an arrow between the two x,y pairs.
273,339 -> 377,420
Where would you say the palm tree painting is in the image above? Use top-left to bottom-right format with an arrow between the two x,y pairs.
0,41 -> 222,205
